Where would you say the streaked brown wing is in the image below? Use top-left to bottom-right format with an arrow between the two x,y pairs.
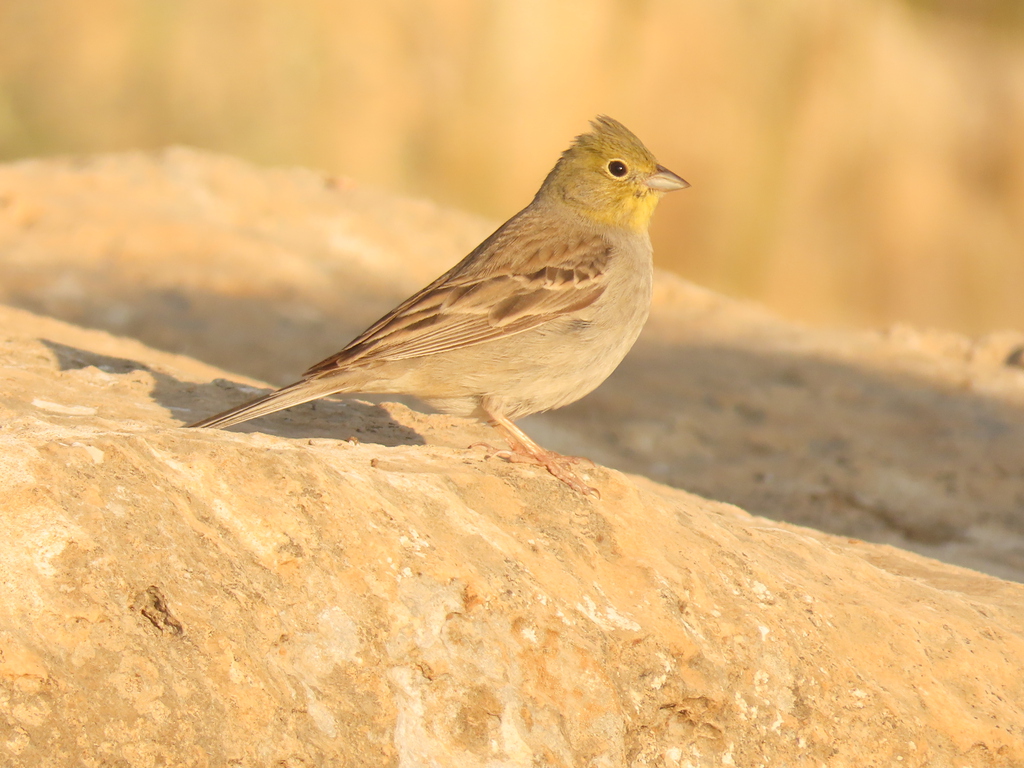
304,230 -> 612,377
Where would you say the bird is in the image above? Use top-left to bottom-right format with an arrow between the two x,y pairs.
187,116 -> 689,496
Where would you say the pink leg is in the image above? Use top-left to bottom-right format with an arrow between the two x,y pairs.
485,410 -> 600,498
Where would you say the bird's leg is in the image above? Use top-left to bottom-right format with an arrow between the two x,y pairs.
485,411 -> 600,498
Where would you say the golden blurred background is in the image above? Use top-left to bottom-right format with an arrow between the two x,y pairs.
1,0 -> 1022,333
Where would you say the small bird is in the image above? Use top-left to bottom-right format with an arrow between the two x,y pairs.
188,116 -> 689,495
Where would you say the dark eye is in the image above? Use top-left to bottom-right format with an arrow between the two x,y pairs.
608,160 -> 628,177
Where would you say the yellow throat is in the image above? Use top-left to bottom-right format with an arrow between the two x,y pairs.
537,116 -> 689,233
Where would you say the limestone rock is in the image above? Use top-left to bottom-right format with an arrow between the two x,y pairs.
1,304 -> 1023,766
2,150 -> 1024,765
1,150 -> 1022,582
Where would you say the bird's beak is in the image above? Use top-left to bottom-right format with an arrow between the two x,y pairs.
646,165 -> 690,192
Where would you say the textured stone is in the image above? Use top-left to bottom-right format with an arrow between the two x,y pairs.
1,305 -> 1023,767
1,151 -> 1024,765
1,150 -> 1022,582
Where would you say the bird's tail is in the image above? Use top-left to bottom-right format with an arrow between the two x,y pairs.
186,378 -> 344,430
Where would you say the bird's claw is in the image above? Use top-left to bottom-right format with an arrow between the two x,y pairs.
497,448 -> 600,498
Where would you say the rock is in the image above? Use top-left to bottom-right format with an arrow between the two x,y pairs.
2,150 -> 1023,581
0,148 -> 491,385
3,149 -> 1024,763
2,303 -> 1024,766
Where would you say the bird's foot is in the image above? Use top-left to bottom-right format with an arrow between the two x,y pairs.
482,411 -> 600,498
497,448 -> 600,499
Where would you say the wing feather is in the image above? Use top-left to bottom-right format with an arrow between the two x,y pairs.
304,226 -> 612,377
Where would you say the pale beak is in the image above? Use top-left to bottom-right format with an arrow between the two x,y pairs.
646,165 -> 690,191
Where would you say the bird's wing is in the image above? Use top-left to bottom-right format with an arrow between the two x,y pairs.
303,230 -> 613,377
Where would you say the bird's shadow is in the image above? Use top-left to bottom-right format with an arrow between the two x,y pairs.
39,339 -> 426,447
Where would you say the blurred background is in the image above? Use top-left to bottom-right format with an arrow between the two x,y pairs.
1,0 -> 1022,334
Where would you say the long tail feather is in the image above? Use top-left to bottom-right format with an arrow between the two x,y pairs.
187,379 -> 344,430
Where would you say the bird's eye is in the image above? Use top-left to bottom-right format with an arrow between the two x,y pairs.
607,160 -> 628,178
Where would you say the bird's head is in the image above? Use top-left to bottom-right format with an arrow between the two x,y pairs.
538,115 -> 689,232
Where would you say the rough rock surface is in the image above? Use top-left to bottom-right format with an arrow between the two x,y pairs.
2,305 -> 1024,767
1,151 -> 1024,766
1,149 -> 1022,582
